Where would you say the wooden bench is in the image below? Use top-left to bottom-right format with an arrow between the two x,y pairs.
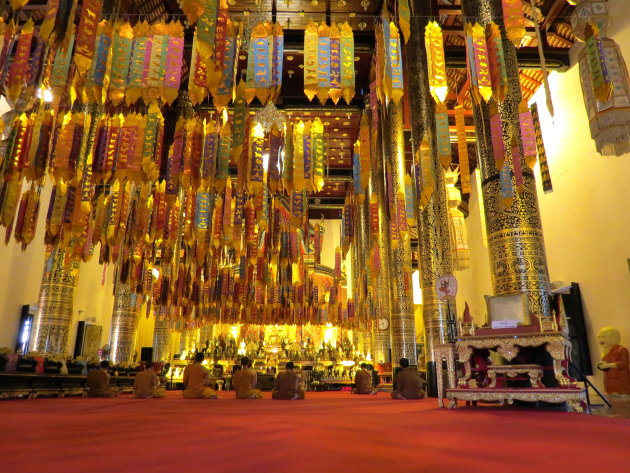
487,364 -> 544,389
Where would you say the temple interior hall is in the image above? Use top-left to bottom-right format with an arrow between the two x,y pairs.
1,0 -> 630,472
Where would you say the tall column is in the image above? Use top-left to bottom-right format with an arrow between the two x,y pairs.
462,0 -> 551,317
109,281 -> 139,364
381,102 -> 417,365
152,316 -> 172,362
355,185 -> 373,355
29,247 -> 80,354
369,109 -> 392,364
408,0 -> 455,364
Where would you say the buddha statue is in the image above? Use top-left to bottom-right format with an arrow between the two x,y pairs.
596,326 -> 630,395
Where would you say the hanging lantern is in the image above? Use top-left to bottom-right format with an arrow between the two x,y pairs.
571,0 -> 609,41
445,170 -> 470,271
425,21 -> 448,103
578,33 -> 630,155
502,0 -> 526,46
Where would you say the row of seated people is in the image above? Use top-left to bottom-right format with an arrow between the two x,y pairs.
88,354 -> 425,401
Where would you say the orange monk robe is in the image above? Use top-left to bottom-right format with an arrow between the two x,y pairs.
232,367 -> 263,399
603,345 -> 630,395
391,367 -> 424,400
353,369 -> 374,394
272,370 -> 305,400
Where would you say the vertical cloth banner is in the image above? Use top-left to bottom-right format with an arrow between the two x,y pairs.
455,106 -> 471,194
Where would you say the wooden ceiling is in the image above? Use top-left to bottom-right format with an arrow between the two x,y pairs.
15,0 -> 577,219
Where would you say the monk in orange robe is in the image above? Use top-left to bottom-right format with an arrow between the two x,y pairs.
352,363 -> 377,394
183,353 -> 218,399
391,358 -> 425,400
232,357 -> 263,399
272,362 -> 305,400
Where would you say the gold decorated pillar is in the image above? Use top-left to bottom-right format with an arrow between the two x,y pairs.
408,0 -> 455,364
109,281 -> 139,364
462,0 -> 551,316
354,183 -> 374,357
29,247 -> 80,354
369,108 -> 392,364
381,101 -> 417,365
152,314 -> 172,363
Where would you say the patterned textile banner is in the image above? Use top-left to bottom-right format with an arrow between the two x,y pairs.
455,105 -> 471,193
530,103 -> 553,193
304,22 -> 354,105
425,21 -> 448,103
465,22 -> 492,104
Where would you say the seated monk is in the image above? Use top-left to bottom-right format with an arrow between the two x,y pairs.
232,357 -> 263,399
272,362 -> 305,400
352,363 -> 377,395
183,352 -> 218,399
391,358 -> 425,400
134,361 -> 165,399
86,360 -> 117,397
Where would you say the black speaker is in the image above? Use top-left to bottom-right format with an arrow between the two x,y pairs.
140,347 -> 154,362
559,282 -> 593,377
74,321 -> 87,358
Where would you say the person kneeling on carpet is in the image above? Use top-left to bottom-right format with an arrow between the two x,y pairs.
183,352 -> 218,399
86,360 -> 118,397
352,363 -> 377,395
391,358 -> 424,400
232,357 -> 263,399
134,361 -> 166,398
272,362 -> 305,400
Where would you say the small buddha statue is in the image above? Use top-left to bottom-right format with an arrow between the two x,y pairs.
596,326 -> 630,395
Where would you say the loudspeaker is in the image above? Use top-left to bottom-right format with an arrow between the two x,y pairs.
559,282 -> 593,377
140,347 -> 154,362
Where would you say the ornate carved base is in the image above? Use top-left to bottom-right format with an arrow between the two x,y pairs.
445,388 -> 588,413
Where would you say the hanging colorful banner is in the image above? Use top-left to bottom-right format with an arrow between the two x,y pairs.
489,101 -> 506,171
5,19 -> 34,102
486,22 -> 508,103
530,103 -> 553,193
74,0 -> 103,76
455,106 -> 471,194
425,21 -> 448,103
465,22 -> 492,104
435,103 -> 451,170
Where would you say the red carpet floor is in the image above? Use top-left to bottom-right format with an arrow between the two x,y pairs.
1,391 -> 629,473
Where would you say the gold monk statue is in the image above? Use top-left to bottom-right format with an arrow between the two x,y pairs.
596,327 -> 630,395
